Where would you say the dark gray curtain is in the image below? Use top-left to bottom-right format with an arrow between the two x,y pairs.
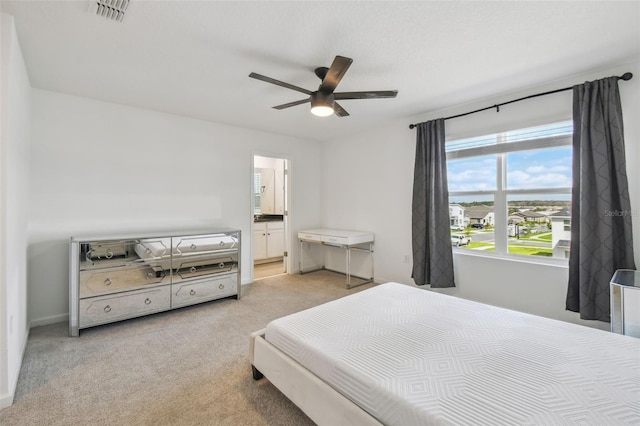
411,119 -> 455,288
566,77 -> 636,321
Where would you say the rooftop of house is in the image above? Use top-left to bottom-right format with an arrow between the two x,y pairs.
549,209 -> 572,218
513,210 -> 548,218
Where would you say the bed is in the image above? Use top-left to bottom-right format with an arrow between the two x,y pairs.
133,234 -> 238,274
249,282 -> 640,425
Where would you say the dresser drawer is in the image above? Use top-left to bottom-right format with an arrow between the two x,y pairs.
83,241 -> 129,261
321,235 -> 349,245
79,286 -> 171,328
298,232 -> 322,242
173,254 -> 238,280
173,234 -> 238,253
79,265 -> 168,298
171,274 -> 238,308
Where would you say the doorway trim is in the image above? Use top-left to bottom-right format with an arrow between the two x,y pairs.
250,152 -> 292,282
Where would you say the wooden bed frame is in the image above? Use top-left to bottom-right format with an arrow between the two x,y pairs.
249,329 -> 382,425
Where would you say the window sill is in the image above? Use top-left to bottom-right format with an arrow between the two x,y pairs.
452,247 -> 569,269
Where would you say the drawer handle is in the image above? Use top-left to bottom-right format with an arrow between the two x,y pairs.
144,298 -> 151,305
190,266 -> 197,273
218,262 -> 225,269
104,305 -> 111,313
190,289 -> 196,296
104,278 -> 112,286
218,283 -> 225,290
219,241 -> 225,246
190,244 -> 197,250
105,249 -> 114,259
145,248 -> 152,255
146,272 -> 154,279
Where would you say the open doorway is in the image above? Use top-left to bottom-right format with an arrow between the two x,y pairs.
253,155 -> 288,280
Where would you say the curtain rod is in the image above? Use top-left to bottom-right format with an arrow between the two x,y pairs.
408,72 -> 633,129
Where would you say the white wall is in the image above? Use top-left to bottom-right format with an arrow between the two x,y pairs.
322,60 -> 640,330
0,13 -> 32,409
28,89 -> 323,326
254,155 -> 284,170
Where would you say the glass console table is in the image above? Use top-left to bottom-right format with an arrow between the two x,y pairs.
298,228 -> 374,289
610,269 -> 640,338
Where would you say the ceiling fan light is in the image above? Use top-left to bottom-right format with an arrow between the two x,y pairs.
310,92 -> 335,117
311,105 -> 334,117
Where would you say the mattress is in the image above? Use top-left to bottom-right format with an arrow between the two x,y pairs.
134,235 -> 238,270
134,239 -> 171,259
172,235 -> 238,253
265,282 -> 640,425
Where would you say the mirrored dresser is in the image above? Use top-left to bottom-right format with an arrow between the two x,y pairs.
69,228 -> 240,336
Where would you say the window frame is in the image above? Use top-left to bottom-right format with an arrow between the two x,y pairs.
446,122 -> 572,266
253,172 -> 262,214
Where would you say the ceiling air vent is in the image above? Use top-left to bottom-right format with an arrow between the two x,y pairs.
93,0 -> 129,22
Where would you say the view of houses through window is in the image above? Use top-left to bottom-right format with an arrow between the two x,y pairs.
447,121 -> 573,259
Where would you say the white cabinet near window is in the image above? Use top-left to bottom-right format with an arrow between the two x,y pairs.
254,221 -> 284,262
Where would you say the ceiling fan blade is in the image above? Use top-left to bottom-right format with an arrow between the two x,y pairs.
273,98 -> 310,110
333,102 -> 350,117
319,56 -> 353,93
334,90 -> 398,100
249,72 -> 312,95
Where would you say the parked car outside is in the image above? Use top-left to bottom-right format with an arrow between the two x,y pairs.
450,225 -> 465,231
470,223 -> 484,229
451,234 -> 471,247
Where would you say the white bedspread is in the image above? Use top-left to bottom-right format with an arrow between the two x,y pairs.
265,282 -> 640,425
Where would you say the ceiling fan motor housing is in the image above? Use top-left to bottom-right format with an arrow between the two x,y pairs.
311,91 -> 335,106
310,91 -> 335,116
314,67 -> 329,81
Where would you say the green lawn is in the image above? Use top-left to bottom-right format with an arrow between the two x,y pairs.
462,241 -> 552,257
508,245 -> 552,256
511,231 -> 552,241
534,232 -> 552,242
465,242 -> 494,250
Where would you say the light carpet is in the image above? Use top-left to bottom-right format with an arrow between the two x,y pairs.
0,271 -> 377,426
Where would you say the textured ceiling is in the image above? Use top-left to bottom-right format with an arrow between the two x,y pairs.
2,1 -> 639,142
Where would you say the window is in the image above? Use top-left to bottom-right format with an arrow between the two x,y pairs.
253,172 -> 262,214
447,121 -> 572,260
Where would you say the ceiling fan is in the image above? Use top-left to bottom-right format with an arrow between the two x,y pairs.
249,55 -> 398,118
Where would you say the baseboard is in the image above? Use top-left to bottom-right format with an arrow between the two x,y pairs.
1,325 -> 30,410
254,257 -> 283,265
0,391 -> 14,410
29,313 -> 68,328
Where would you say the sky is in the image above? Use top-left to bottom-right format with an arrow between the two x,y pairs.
447,146 -> 572,192
447,121 -> 572,202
